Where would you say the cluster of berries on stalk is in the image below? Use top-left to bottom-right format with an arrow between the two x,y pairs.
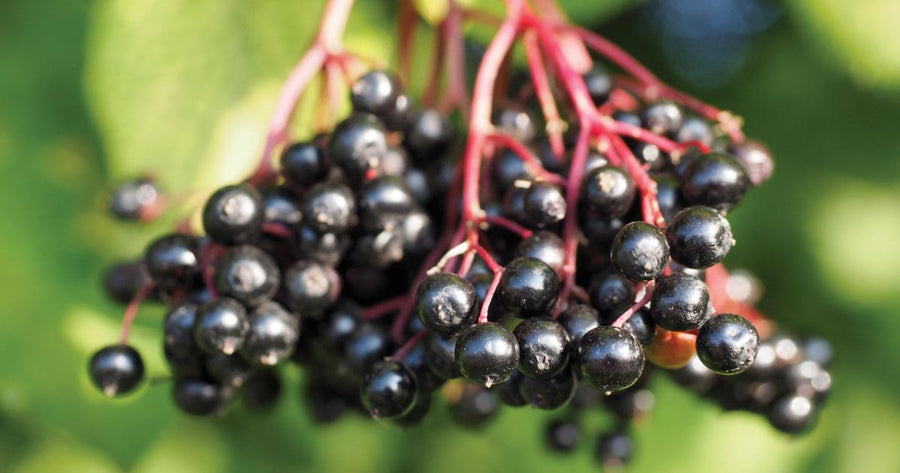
89,0 -> 830,467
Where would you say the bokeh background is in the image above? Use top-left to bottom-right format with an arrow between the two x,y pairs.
1,0 -> 899,471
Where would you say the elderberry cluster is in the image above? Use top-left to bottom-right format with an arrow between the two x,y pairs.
91,66 -> 824,468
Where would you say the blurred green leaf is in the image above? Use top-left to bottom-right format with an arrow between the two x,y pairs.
791,0 -> 900,90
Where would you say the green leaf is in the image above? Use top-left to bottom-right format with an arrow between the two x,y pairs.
791,0 -> 900,90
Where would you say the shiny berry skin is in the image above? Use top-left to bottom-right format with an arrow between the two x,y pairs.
357,176 -> 415,231
497,257 -> 561,318
172,378 -> 228,416
583,66 -> 612,105
399,210 -> 435,256
494,370 -> 526,407
360,359 -> 418,419
581,165 -> 636,219
243,370 -> 283,411
580,215 -> 624,251
654,174 -> 683,223
514,317 -> 570,379
292,224 -> 349,266
350,230 -> 404,268
493,147 -> 533,190
681,152 -> 749,211
696,313 -> 759,375
415,272 -> 477,335
578,326 -> 645,393
214,245 -> 280,307
329,114 -> 388,180
312,300 -> 362,356
202,184 -> 264,244
730,139 -> 774,186
301,182 -> 357,234
88,345 -> 144,397
455,322 -> 520,387
518,368 -> 577,410
632,142 -> 667,171
642,101 -> 683,136
379,145 -> 410,176
103,260 -> 153,304
280,141 -> 327,186
523,181 -> 566,229
144,233 -> 200,285
109,177 -> 160,221
194,298 -> 249,355
164,303 -> 200,359
283,260 -> 341,317
343,324 -> 393,377
557,304 -> 601,345
515,231 -> 565,276
621,307 -> 656,347
676,117 -> 715,146
650,272 -> 710,331
206,353 -> 253,388
492,104 -> 536,143
611,222 -> 669,281
545,419 -> 580,452
767,394 -> 816,434
405,108 -> 453,162
240,301 -> 300,366
425,334 -> 461,379
666,205 -> 733,269
595,431 -> 633,467
397,343 -> 443,394
260,186 -> 303,227
384,93 -> 414,131
350,70 -> 401,116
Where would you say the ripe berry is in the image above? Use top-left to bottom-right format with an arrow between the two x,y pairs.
312,300 -> 362,356
492,104 -> 536,143
497,257 -> 561,318
676,117 -> 715,146
214,245 -> 280,307
581,165 -> 636,219
357,176 -> 415,231
730,139 -> 774,187
595,431 -> 633,467
415,272 -> 477,335
578,326 -> 644,393
301,182 -> 357,234
240,301 -> 300,366
283,260 -> 342,317
402,344 -> 444,393
669,354 -> 716,394
696,314 -> 759,375
164,303 -> 200,359
202,184 -> 264,244
557,304 -> 601,345
583,66 -> 612,105
109,177 -> 160,221
681,152 -> 749,211
494,370 -> 527,407
361,358 -> 418,419
292,224 -> 350,266
589,272 -> 636,318
398,210 -> 435,256
523,181 -> 566,229
194,298 -> 250,355
642,101 -> 683,136
329,114 -> 388,180
144,233 -> 200,285
260,186 -> 303,226
580,215 -> 624,251
666,205 -> 733,269
384,93 -> 415,131
493,147 -> 534,190
351,229 -> 405,269
515,231 -> 565,276
350,70 -> 401,116
455,322 -> 519,387
654,174 -> 683,223
518,368 -> 577,410
767,394 -> 816,434
610,222 -> 669,281
425,333 -> 461,379
172,378 -> 228,416
632,142 -> 667,171
89,345 -> 144,397
280,141 -> 328,187
620,307 -> 656,347
206,353 -> 253,388
650,272 -> 710,331
545,419 -> 580,452
405,108 -> 453,162
514,317 -> 570,379
103,260 -> 153,304
343,324 -> 393,377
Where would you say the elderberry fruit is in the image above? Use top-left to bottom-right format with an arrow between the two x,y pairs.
301,182 -> 357,234
497,257 -> 560,318
109,177 -> 160,221
357,176 -> 415,231
581,165 -> 635,219
767,394 -> 816,434
451,386 -> 499,428
425,333 -> 461,379
666,205 -> 733,269
194,298 -> 250,355
493,147 -> 533,190
455,322 -> 519,387
696,314 -> 759,375
144,233 -> 200,285
515,231 -> 565,276
681,152 -> 749,211
545,419 -> 580,452
642,101 -> 683,136
103,260 -> 153,304
240,301 -> 300,366
206,353 -> 253,388
523,181 -> 566,229
202,184 -> 264,244
329,114 -> 388,181
676,117 -> 715,146
493,104 -> 536,143
595,431 -> 633,467
214,245 -> 280,307
292,224 -> 349,266
518,368 -> 577,410
343,324 -> 392,376
280,141 -> 328,187
89,345 -> 144,397
164,303 -> 200,359
283,260 -> 341,317
583,66 -> 612,105
610,222 -> 669,281
557,304 -> 601,345
350,70 -> 400,116
260,186 -> 303,227
415,272 -> 477,335
730,140 -> 774,186
173,378 -> 228,416
620,306 -> 655,347
405,108 -> 453,162
514,317 -> 570,379
589,271 -> 635,318
495,370 -> 527,407
578,326 -> 644,393
650,272 -> 710,331
361,358 -> 418,419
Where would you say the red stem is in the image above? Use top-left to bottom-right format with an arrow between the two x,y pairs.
611,280 -> 654,327
478,270 -> 503,323
522,31 -> 566,158
481,214 -> 534,239
394,328 -> 428,359
487,134 -> 565,185
118,283 -> 157,345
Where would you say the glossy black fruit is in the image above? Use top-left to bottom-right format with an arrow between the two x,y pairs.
202,184 -> 264,244
497,257 -> 561,318
578,326 -> 644,393
280,141 -> 328,186
696,314 -> 759,375
164,303 -> 200,359
214,245 -> 280,307
415,272 -> 477,335
681,152 -> 749,211
557,304 -> 601,345
283,260 -> 341,317
301,182 -> 357,234
194,298 -> 250,355
518,368 -> 577,410
455,322 -> 519,387
361,358 -> 418,419
173,378 -> 228,416
610,222 -> 669,281
350,70 -> 401,116
89,345 -> 144,397
103,260 -> 153,304
666,205 -> 733,269
515,231 -> 565,276
523,181 -> 566,229
589,272 -> 635,318
144,233 -> 200,285
545,419 -> 580,452
329,114 -> 388,180
240,301 -> 300,366
581,166 -> 635,218
650,272 -> 710,331
514,317 -> 570,379
425,334 -> 461,379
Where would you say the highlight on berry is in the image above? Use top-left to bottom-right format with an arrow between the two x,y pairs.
90,0 -> 828,469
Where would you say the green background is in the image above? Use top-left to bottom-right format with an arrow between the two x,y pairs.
1,0 -> 899,472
